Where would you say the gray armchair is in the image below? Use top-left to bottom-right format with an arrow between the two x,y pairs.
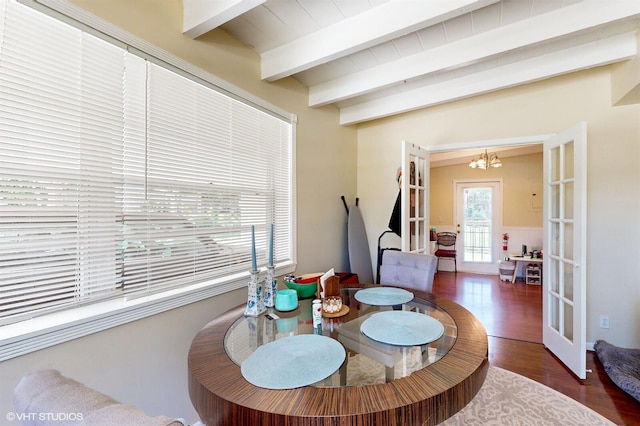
13,369 -> 184,426
379,251 -> 437,292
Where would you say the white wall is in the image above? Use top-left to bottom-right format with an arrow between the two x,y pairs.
357,67 -> 640,349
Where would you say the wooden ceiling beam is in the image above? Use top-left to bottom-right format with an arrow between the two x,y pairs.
182,0 -> 265,39
339,32 -> 638,125
260,0 -> 498,82
310,1 -> 640,107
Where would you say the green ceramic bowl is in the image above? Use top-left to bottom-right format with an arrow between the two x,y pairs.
283,274 -> 320,299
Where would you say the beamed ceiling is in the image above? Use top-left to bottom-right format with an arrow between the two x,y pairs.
181,0 -> 640,126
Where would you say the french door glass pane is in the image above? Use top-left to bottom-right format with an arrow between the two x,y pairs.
563,262 -> 574,300
417,220 -> 425,251
551,146 -> 560,181
550,222 -> 560,256
564,222 -> 574,260
549,258 -> 560,293
563,302 -> 574,340
551,184 -> 560,219
564,182 -> 574,220
564,141 -> 575,179
550,295 -> 559,332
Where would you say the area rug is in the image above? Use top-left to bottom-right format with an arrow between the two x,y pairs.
347,355 -> 614,425
441,366 -> 614,425
594,339 -> 640,402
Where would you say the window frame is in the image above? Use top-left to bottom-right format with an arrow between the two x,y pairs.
0,0 -> 297,361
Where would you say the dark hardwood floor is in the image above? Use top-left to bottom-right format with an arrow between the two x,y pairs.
431,272 -> 640,426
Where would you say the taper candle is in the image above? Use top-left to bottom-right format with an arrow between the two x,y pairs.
251,225 -> 257,271
268,223 -> 274,266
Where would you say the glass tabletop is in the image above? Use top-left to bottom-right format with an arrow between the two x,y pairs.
224,287 -> 457,388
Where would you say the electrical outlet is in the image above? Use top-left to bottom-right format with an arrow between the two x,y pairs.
599,315 -> 610,329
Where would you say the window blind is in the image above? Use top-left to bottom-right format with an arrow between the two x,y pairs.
0,0 -> 293,325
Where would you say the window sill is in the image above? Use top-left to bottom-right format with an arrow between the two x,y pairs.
0,264 -> 295,361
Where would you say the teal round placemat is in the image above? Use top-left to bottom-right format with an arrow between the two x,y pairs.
241,334 -> 345,389
360,311 -> 444,346
354,287 -> 414,306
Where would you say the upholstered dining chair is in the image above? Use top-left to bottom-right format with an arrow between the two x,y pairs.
379,250 -> 438,292
434,232 -> 457,273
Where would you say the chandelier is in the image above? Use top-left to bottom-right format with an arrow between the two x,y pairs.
469,149 -> 502,170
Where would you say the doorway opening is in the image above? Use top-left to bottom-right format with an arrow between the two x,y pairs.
429,141 -> 544,274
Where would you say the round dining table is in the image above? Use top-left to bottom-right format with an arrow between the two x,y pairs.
188,284 -> 488,426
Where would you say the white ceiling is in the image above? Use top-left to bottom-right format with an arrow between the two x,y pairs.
182,0 -> 640,126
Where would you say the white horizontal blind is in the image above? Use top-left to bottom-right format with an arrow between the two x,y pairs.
121,63 -> 293,296
0,0 -> 293,324
0,0 -> 127,321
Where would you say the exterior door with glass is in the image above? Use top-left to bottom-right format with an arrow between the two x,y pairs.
455,180 -> 502,274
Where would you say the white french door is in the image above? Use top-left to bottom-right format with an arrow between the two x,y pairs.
454,180 -> 502,274
543,122 -> 587,379
401,141 -> 429,253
